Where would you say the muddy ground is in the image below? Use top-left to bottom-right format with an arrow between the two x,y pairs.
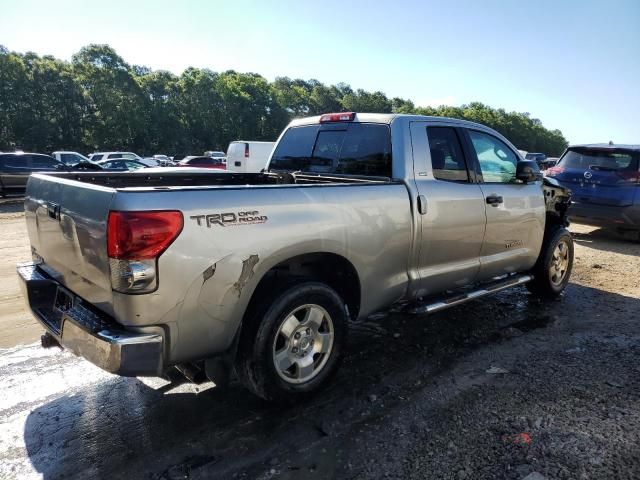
0,199 -> 639,479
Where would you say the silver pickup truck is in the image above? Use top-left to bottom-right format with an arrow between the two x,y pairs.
18,113 -> 573,401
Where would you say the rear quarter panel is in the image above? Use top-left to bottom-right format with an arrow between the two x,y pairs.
110,183 -> 413,363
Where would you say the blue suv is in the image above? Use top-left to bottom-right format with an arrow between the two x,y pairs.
546,144 -> 640,239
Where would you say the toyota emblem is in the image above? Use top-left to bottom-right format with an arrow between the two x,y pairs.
584,171 -> 593,179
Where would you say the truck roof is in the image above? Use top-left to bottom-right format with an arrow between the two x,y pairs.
289,113 -> 491,131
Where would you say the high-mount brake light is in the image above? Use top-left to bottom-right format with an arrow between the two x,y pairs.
244,143 -> 250,158
319,112 -> 356,123
107,211 -> 183,294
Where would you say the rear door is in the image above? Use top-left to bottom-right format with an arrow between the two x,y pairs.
227,142 -> 247,171
464,129 -> 545,280
549,147 -> 640,207
410,122 -> 486,296
0,154 -> 31,191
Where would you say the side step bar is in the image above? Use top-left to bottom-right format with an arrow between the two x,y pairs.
408,274 -> 533,315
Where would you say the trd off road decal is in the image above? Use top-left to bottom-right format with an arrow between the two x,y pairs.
190,211 -> 268,227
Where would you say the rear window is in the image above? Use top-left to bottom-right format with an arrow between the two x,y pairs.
270,123 -> 392,177
558,148 -> 639,171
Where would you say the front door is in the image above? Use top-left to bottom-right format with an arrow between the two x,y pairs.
463,129 -> 546,280
410,122 -> 487,298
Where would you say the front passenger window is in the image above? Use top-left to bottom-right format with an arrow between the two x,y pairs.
469,130 -> 518,183
426,127 -> 469,182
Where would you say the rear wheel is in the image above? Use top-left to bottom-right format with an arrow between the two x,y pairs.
236,282 -> 348,401
527,226 -> 574,298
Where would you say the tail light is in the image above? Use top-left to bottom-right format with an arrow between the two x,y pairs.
617,170 -> 640,184
107,211 -> 183,293
319,112 -> 355,123
244,143 -> 250,158
545,166 -> 565,177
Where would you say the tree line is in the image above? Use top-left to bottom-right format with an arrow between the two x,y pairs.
0,44 -> 569,156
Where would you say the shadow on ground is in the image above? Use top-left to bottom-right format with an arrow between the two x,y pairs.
0,197 -> 25,214
572,227 -> 640,255
23,282 -> 640,479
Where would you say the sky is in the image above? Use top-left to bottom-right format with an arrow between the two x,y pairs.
1,0 -> 639,145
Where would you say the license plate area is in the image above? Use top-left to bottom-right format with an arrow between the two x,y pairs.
54,287 -> 74,313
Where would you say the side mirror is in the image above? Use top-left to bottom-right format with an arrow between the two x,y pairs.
516,160 -> 542,183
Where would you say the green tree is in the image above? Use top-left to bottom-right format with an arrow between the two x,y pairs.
0,44 -> 569,157
341,89 -> 392,113
72,44 -> 146,151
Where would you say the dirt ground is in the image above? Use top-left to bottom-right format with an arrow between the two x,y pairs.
0,199 -> 639,479
0,199 -> 33,348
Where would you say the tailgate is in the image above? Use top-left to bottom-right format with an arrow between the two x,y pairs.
554,168 -> 637,207
549,147 -> 639,207
25,174 -> 116,313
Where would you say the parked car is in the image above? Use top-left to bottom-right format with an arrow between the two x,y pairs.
226,141 -> 275,173
525,152 -> 548,167
89,151 -> 159,167
152,155 -> 175,166
97,159 -> 149,171
18,112 -> 573,402
546,143 -> 640,238
0,152 -> 65,196
52,151 -> 90,166
178,156 -> 226,169
204,151 -> 227,164
539,157 -> 558,170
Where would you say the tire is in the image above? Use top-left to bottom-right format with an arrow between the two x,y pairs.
236,281 -> 348,402
527,226 -> 574,298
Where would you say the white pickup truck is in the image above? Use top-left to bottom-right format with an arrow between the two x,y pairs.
18,113 -> 573,401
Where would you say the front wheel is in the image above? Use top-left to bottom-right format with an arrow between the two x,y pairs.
236,282 -> 348,401
527,226 -> 574,298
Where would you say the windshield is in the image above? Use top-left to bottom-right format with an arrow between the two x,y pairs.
558,148 -> 639,171
270,123 -> 392,177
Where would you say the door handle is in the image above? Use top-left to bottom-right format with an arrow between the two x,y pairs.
485,195 -> 503,206
417,195 -> 427,215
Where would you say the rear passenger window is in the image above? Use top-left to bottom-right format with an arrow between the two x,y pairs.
31,156 -> 59,169
426,127 -> 469,182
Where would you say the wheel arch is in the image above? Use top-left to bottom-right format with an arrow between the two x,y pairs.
244,252 -> 361,323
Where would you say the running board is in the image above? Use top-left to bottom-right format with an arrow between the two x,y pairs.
407,274 -> 533,315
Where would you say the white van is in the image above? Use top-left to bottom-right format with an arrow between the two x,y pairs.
226,141 -> 275,173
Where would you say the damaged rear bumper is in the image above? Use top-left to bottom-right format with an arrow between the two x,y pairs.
17,261 -> 163,376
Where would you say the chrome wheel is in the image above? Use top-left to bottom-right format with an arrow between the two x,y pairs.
272,304 -> 335,384
549,239 -> 570,286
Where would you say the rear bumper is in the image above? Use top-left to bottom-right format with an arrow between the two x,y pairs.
569,202 -> 640,230
17,261 -> 163,376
